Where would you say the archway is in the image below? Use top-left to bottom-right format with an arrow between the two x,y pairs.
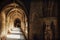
14,18 -> 21,28
0,3 -> 28,40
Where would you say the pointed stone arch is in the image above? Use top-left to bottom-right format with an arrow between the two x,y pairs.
0,3 -> 28,39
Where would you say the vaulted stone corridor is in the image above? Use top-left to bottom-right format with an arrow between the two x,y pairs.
0,3 -> 28,40
0,0 -> 59,40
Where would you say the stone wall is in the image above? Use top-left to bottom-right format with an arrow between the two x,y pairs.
29,1 -> 43,40
0,13 -> 2,35
29,1 -> 58,40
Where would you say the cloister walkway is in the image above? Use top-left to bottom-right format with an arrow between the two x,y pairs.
6,27 -> 25,40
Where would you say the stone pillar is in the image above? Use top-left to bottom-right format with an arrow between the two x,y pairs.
1,12 -> 6,40
1,12 -> 6,37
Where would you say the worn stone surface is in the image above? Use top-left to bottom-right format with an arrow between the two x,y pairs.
29,1 -> 58,40
29,1 -> 43,40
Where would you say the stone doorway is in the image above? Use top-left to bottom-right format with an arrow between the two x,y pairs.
14,18 -> 21,28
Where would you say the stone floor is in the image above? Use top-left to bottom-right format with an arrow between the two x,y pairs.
6,27 -> 25,40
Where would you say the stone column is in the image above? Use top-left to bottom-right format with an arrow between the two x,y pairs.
1,12 -> 6,40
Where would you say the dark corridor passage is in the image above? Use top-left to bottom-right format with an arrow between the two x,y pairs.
14,18 -> 21,28
6,19 -> 26,40
0,2 -> 28,40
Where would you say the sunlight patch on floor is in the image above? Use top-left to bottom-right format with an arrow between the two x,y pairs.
6,27 -> 25,40
7,34 -> 20,39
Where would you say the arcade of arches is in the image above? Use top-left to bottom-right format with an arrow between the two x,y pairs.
0,0 -> 59,40
0,3 -> 28,40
